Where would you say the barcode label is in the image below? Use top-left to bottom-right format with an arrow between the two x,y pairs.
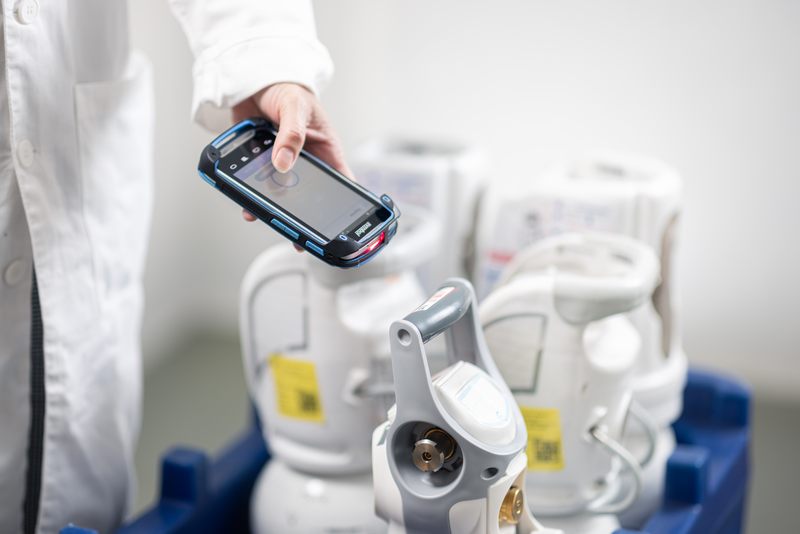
534,439 -> 561,464
520,407 -> 564,471
298,391 -> 319,414
269,354 -> 325,423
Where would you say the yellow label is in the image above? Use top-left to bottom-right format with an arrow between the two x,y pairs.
269,354 -> 324,423
520,407 -> 564,471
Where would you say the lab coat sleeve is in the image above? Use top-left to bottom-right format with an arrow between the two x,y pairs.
168,0 -> 335,132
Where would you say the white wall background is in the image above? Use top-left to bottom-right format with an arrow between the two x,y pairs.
130,1 -> 800,400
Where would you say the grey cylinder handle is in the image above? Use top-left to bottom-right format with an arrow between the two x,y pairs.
403,282 -> 472,343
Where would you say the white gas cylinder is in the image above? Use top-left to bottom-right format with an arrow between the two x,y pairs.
480,233 -> 661,520
351,136 -> 488,292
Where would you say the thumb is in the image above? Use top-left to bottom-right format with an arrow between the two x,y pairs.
272,97 -> 310,173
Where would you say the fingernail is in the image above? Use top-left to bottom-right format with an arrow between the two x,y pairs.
274,147 -> 294,173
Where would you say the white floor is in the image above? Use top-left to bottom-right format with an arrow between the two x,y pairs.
133,334 -> 799,533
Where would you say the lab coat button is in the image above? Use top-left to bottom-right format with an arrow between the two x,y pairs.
18,140 -> 34,168
4,259 -> 29,287
16,0 -> 39,24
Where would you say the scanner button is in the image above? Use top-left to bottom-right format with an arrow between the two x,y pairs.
270,218 -> 299,240
305,241 -> 324,256
269,218 -> 287,231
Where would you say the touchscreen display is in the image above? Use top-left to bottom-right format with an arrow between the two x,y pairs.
230,141 -> 375,239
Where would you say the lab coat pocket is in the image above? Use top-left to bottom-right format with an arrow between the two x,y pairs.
74,50 -> 154,313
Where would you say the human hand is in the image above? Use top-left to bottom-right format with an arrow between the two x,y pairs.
232,83 -> 353,223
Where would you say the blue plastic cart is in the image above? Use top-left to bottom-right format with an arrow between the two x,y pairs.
60,369 -> 750,534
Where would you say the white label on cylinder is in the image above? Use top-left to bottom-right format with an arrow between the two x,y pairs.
414,286 -> 455,312
457,375 -> 509,427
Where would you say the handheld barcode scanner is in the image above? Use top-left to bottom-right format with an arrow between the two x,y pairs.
199,117 -> 400,268
479,234 -> 660,528
372,279 -> 562,534
242,208 -> 440,534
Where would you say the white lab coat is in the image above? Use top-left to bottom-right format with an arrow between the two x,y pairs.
0,1 -> 332,532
